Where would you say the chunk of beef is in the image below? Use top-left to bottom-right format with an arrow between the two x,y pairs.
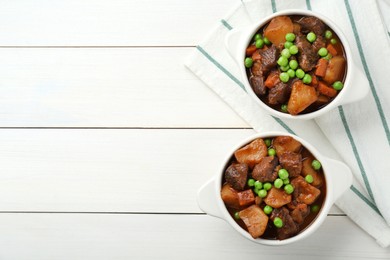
251,60 -> 263,76
264,187 -> 292,208
295,35 -> 318,72
250,75 -> 266,96
259,45 -> 279,73
290,203 -> 310,224
273,136 -> 302,156
234,138 -> 268,169
279,152 -> 302,178
221,183 -> 240,209
270,207 -> 299,240
312,35 -> 326,53
239,205 -> 269,238
296,16 -> 326,35
225,163 -> 248,191
252,156 -> 279,182
237,189 -> 255,207
267,81 -> 291,105
291,176 -> 321,205
251,46 -> 279,77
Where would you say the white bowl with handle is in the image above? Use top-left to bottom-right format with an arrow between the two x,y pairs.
197,132 -> 352,245
225,9 -> 369,120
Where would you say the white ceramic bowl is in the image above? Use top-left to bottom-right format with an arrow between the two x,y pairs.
197,132 -> 352,245
224,9 -> 369,120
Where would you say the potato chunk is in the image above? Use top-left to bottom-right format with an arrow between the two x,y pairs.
291,176 -> 321,205
287,80 -> 318,115
221,184 -> 240,209
264,16 -> 294,46
264,187 -> 292,208
273,136 -> 302,156
237,189 -> 255,207
301,158 -> 323,187
323,56 -> 346,84
239,205 -> 269,238
234,138 -> 268,169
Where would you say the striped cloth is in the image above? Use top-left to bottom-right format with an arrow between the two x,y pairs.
185,0 -> 390,247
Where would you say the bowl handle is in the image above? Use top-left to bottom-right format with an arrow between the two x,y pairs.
340,63 -> 370,105
324,158 -> 353,201
224,28 -> 245,64
197,177 -> 224,219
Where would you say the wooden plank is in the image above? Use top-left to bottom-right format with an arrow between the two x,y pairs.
0,0 -> 236,46
0,47 -> 247,127
0,213 -> 387,259
0,128 -> 342,214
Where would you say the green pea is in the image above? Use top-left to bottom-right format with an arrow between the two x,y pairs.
283,178 -> 290,185
287,69 -> 295,78
245,57 -> 253,68
277,56 -> 288,67
281,48 -> 291,59
284,184 -> 294,194
285,33 -> 296,42
325,30 -> 333,39
254,181 -> 263,190
318,47 -> 328,57
279,72 -> 289,83
311,205 -> 320,213
264,138 -> 272,147
280,65 -> 290,72
256,38 -> 264,49
296,69 -> 305,79
247,178 -> 255,187
274,217 -> 283,228
234,212 -> 240,220
305,174 -> 314,184
254,186 -> 260,194
263,37 -> 271,45
263,182 -> 272,191
312,160 -> 322,170
263,205 -> 273,215
254,33 -> 262,41
258,189 -> 267,198
332,81 -> 343,91
281,104 -> 288,113
289,59 -> 298,70
268,148 -> 276,156
289,45 -> 299,55
307,32 -> 317,43
330,38 -> 337,45
303,74 -> 312,84
324,53 -> 333,60
278,168 -> 289,180
284,41 -> 293,49
274,178 -> 283,189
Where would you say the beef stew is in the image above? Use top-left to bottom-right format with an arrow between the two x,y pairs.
245,15 -> 347,115
221,136 -> 326,240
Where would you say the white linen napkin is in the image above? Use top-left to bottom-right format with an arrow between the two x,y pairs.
185,0 -> 390,247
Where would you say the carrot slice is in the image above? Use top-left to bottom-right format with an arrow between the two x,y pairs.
246,45 -> 257,56
252,50 -> 261,61
315,58 -> 328,77
318,81 -> 338,97
326,43 -> 338,56
264,70 -> 280,88
310,74 -> 319,87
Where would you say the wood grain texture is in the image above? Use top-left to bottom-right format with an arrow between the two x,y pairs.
0,0 -> 236,46
0,48 -> 247,127
0,213 -> 388,260
0,128 -> 342,214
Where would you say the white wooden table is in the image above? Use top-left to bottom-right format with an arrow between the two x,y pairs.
0,1 -> 389,259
